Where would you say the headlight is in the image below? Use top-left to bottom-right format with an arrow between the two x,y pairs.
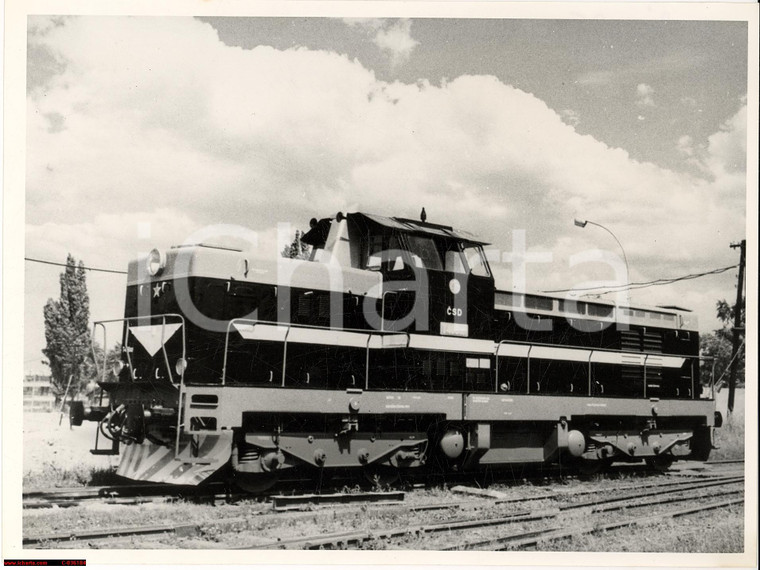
146,248 -> 166,277
175,358 -> 188,376
111,360 -> 125,377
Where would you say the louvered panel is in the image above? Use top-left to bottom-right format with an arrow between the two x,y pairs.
643,331 -> 663,353
621,365 -> 642,381
620,330 -> 641,351
645,364 -> 663,396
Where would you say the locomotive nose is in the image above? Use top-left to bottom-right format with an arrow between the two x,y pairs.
129,322 -> 183,358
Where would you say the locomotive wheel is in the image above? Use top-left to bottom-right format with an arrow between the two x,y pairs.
645,455 -> 674,472
233,472 -> 279,494
363,465 -> 400,489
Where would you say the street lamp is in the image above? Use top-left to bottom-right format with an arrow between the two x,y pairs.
574,218 -> 630,283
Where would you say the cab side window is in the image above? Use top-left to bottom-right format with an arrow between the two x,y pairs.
365,235 -> 385,270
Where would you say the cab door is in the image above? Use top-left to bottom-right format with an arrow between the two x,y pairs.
462,244 -> 495,340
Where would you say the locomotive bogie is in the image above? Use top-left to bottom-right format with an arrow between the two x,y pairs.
232,430 -> 428,472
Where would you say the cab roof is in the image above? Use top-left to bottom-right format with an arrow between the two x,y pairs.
348,212 -> 490,245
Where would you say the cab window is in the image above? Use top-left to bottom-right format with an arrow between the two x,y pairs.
365,235 -> 385,270
406,235 -> 443,270
463,245 -> 491,277
365,233 -> 408,272
444,244 -> 467,274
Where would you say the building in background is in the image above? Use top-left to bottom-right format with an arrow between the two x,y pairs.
23,374 -> 55,412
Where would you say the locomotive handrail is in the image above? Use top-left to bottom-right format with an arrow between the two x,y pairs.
222,317 -> 411,386
643,353 -> 650,399
526,345 -> 533,395
365,335 -> 372,390
493,338 -> 715,399
281,325 -> 292,387
219,317 -> 715,397
90,314 -> 186,387
710,359 -> 717,398
492,338 -> 701,362
690,359 -> 695,401
380,290 -> 396,332
91,322 -> 109,385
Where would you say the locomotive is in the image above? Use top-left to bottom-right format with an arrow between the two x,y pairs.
72,211 -> 719,491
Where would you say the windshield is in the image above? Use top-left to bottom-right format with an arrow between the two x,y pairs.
463,245 -> 491,277
406,235 -> 443,270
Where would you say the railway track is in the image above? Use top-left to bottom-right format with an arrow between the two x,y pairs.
23,461 -> 745,549
22,482 -> 231,509
22,457 -> 743,510
445,497 -> 742,550
22,490 -> 406,547
243,475 -> 744,550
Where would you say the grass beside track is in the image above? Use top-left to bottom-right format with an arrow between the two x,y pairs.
24,472 -> 744,552
542,502 -> 744,552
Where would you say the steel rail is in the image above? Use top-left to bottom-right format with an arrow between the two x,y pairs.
24,520 -> 218,546
249,509 -> 553,550
271,491 -> 405,511
242,475 -> 744,550
261,484 -> 744,551
23,492 -> 405,546
444,494 -> 743,551
488,496 -> 742,551
22,482 -> 229,510
24,473 -> 743,547
558,475 -> 743,511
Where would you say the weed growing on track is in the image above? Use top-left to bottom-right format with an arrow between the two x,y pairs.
542,504 -> 744,552
23,463 -> 120,490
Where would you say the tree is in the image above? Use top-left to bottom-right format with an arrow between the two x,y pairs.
699,299 -> 745,388
281,229 -> 311,260
88,342 -> 123,381
42,254 -> 92,404
85,342 -> 122,403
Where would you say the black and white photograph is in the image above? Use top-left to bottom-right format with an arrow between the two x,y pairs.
2,2 -> 757,567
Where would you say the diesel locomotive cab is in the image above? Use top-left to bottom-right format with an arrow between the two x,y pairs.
302,212 -> 495,339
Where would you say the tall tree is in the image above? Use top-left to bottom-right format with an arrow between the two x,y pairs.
699,299 -> 745,388
281,230 -> 311,260
42,254 -> 92,403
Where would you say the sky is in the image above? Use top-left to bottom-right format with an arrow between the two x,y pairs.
24,15 -> 749,375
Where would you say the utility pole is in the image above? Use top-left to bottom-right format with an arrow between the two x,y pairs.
727,239 -> 745,414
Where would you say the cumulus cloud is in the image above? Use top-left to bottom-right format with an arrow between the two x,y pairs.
560,109 -> 580,127
25,16 -> 746,343
704,104 -> 747,175
674,103 -> 746,187
676,135 -> 695,158
344,18 -> 419,67
636,83 -> 655,107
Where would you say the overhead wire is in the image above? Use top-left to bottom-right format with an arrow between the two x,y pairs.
25,257 -> 127,275
712,338 -> 746,389
542,264 -> 738,295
